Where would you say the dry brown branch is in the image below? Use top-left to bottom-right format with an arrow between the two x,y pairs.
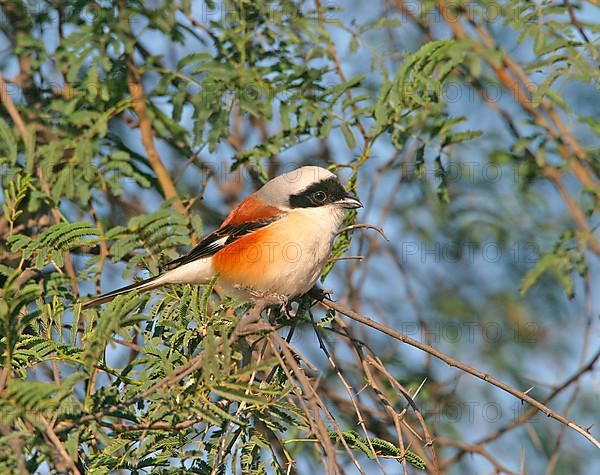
455,45 -> 600,257
321,303 -> 435,470
0,422 -> 26,475
565,0 -> 592,46
448,346 -> 600,464
268,334 -> 343,474
308,311 -> 385,470
212,336 -> 270,474
543,166 -> 600,256
314,0 -> 368,143
115,0 -> 185,215
271,325 -> 378,474
367,356 -> 439,472
0,74 -> 28,140
39,416 -> 81,475
430,0 -> 600,257
454,2 -> 596,172
318,297 -> 600,449
126,63 -> 186,214
437,437 -> 518,475
336,224 -> 390,241
0,74 -> 79,294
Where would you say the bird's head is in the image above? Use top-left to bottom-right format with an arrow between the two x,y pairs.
256,166 -> 362,211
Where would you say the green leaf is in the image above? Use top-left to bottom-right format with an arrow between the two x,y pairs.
340,123 -> 356,149
520,253 -> 574,298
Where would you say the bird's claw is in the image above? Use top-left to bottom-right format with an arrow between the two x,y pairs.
308,287 -> 334,301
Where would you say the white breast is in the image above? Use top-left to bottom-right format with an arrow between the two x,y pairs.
261,205 -> 345,297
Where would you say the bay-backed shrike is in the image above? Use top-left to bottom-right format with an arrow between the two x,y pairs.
82,166 -> 362,309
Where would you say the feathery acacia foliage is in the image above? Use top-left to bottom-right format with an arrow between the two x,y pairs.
0,0 -> 599,473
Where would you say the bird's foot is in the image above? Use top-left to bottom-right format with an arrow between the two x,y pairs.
245,288 -> 289,316
308,286 -> 334,301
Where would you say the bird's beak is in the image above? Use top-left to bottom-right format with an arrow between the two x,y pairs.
336,194 -> 363,209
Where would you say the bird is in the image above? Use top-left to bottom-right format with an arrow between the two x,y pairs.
82,166 -> 362,309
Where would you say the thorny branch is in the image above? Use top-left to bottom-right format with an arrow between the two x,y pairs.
318,296 -> 600,449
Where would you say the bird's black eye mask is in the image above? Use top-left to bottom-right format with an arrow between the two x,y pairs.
289,177 -> 348,208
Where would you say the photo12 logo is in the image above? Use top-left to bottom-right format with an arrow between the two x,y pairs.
400,321 -> 539,344
400,241 -> 540,264
417,399 -> 539,425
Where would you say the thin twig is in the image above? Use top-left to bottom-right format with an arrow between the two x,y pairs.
368,356 -> 439,473
0,74 -> 28,140
319,297 -> 600,449
336,224 -> 390,242
443,347 -> 600,467
308,309 -> 384,470
120,0 -> 185,214
39,416 -> 81,475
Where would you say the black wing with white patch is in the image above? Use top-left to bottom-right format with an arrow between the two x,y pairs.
163,217 -> 278,270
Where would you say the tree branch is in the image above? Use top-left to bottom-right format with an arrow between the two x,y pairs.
318,297 -> 600,449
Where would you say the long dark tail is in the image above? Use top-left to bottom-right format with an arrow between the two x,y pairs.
81,274 -> 163,309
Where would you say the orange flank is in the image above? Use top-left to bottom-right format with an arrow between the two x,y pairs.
212,210 -> 322,294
